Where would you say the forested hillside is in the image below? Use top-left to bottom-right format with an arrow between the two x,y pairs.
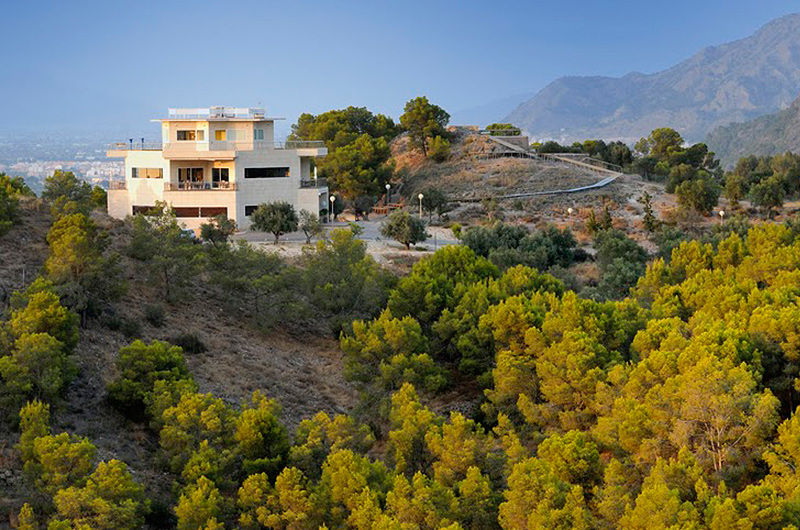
5,166 -> 800,528
707,94 -> 800,166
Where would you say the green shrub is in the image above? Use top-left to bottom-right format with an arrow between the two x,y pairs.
119,317 -> 141,339
107,340 -> 191,420
144,304 -> 166,327
170,333 -> 207,354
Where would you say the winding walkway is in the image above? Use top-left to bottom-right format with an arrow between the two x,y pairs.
458,136 -> 624,202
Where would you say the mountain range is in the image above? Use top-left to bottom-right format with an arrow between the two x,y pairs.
707,93 -> 800,166
503,13 -> 800,144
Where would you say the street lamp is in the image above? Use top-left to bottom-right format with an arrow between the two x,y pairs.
418,193 -> 424,218
329,195 -> 336,223
385,183 -> 391,203
719,210 -> 725,221
567,207 -> 574,216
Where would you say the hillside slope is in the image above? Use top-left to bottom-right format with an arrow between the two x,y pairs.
0,206 -> 357,519
394,129 -> 603,201
707,93 -> 800,166
505,13 -> 800,143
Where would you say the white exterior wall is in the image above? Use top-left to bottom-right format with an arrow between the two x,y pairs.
108,151 -> 168,219
109,114 -> 327,232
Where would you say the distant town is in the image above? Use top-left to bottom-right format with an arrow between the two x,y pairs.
0,131 -> 136,194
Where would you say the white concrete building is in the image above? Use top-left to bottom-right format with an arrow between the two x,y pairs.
106,107 -> 328,230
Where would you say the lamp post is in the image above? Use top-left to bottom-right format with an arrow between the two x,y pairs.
418,193 -> 424,218
329,195 -> 336,223
719,210 -> 725,222
567,207 -> 574,216
385,183 -> 391,204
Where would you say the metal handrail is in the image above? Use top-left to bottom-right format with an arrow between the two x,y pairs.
542,153 -> 623,173
108,142 -> 163,151
300,178 -> 328,188
282,140 -> 326,149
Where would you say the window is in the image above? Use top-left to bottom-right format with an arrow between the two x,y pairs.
177,129 -> 204,141
172,207 -> 228,218
201,207 -> 227,217
132,205 -> 157,215
178,168 -> 204,183
215,130 -> 227,141
132,168 -> 163,179
245,205 -> 259,216
254,128 -> 264,141
212,168 -> 229,182
244,167 -> 290,179
173,207 -> 200,218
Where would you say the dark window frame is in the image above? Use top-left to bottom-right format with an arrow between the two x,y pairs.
244,167 -> 290,179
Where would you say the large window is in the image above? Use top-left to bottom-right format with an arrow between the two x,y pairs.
173,207 -> 228,218
254,128 -> 265,141
244,167 -> 290,179
212,168 -> 229,182
132,168 -> 163,179
245,205 -> 259,216
177,130 -> 204,141
215,130 -> 227,141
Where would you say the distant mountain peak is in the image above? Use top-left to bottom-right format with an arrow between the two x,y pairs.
505,13 -> 800,143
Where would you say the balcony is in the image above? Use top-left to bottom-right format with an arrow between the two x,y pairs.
107,141 -> 163,152
300,178 -> 328,189
108,140 -> 327,159
108,180 -> 127,190
164,181 -> 237,191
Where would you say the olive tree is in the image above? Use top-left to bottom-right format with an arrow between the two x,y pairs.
251,202 -> 299,244
299,209 -> 323,244
380,211 -> 428,250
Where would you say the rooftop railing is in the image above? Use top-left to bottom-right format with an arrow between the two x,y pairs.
167,107 -> 266,119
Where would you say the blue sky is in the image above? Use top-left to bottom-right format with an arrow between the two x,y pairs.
1,0 -> 799,135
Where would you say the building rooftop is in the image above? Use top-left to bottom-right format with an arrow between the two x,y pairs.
155,107 -> 284,121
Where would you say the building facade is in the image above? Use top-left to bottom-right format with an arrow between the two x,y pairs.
106,107 -> 328,230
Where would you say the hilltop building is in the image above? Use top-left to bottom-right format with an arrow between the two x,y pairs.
106,106 -> 328,229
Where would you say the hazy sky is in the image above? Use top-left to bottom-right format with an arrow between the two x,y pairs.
1,0 -> 799,136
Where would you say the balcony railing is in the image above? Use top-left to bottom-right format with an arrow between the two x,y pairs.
281,140 -> 326,149
108,180 -> 127,190
164,181 -> 237,191
108,141 -> 163,151
167,107 -> 265,120
109,140 -> 326,153
300,178 -> 328,188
